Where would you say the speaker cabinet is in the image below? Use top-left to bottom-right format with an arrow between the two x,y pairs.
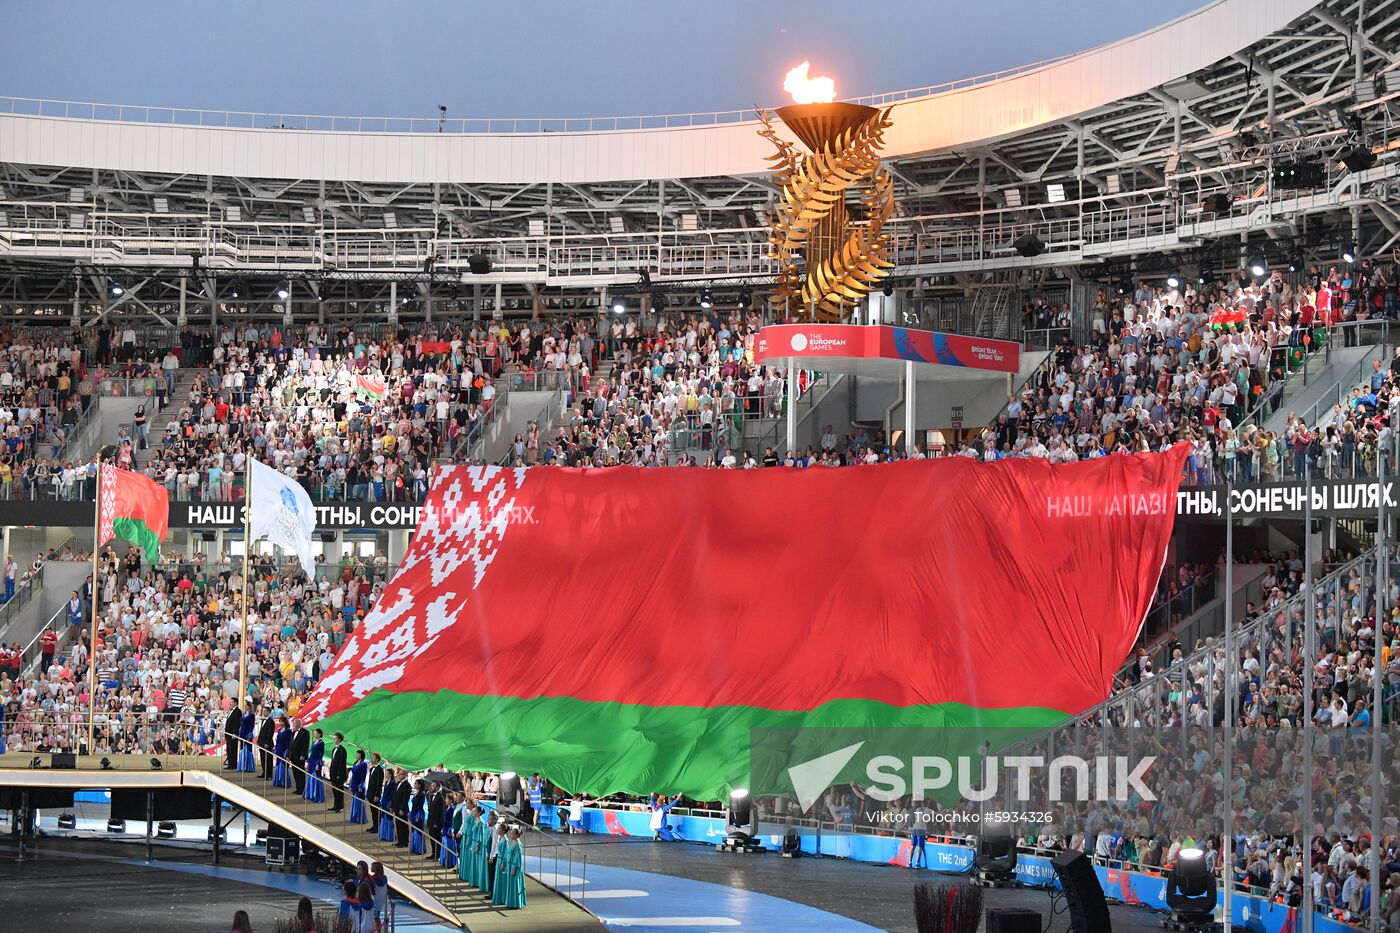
50,753 -> 76,770
985,907 -> 1043,933
1052,849 -> 1112,932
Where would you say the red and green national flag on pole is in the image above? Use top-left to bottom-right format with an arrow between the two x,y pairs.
303,447 -> 1188,800
98,464 -> 168,562
354,375 -> 387,401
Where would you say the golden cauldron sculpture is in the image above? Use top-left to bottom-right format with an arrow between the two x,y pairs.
758,62 -> 895,321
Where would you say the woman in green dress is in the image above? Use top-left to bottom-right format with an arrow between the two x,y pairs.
491,826 -> 527,909
457,804 -> 482,886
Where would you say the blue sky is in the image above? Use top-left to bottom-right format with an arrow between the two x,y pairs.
1,0 -> 1203,119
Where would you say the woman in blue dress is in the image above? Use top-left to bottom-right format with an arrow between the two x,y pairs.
237,708 -> 256,772
271,716 -> 292,788
439,794 -> 459,869
347,750 -> 368,824
377,772 -> 397,842
302,729 -> 325,803
408,780 -> 427,854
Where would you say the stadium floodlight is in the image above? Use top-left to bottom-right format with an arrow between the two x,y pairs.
699,289 -> 713,309
276,284 -> 290,300
737,288 -> 752,309
110,283 -> 124,297
649,290 -> 666,313
1249,257 -> 1267,277
1342,244 -> 1356,264
611,295 -> 626,314
1046,183 -> 1067,203
1165,847 -> 1217,927
1166,274 -> 1181,289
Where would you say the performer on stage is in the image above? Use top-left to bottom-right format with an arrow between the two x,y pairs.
364,754 -> 385,834
302,729 -> 325,803
649,794 -> 682,841
288,719 -> 310,795
377,770 -> 397,842
439,793 -> 459,870
492,826 -> 527,909
456,803 -> 480,886
391,769 -> 411,847
223,705 -> 242,770
478,811 -> 498,894
426,782 -> 446,860
236,706 -> 256,772
347,750 -> 368,824
408,780 -> 427,854
327,733 -> 348,812
271,717 -> 292,788
487,819 -> 508,897
256,709 -> 275,779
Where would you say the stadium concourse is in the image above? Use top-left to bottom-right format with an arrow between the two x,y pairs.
4,0 -> 1400,928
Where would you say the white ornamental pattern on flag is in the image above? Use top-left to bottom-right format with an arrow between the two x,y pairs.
98,463 -> 117,546
301,465 -> 528,723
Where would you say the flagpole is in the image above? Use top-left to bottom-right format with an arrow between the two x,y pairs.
87,460 -> 101,756
238,452 -> 252,712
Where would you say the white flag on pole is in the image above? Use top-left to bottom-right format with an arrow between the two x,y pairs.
248,458 -> 317,579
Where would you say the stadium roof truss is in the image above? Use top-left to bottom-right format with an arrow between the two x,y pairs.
0,0 -> 1398,319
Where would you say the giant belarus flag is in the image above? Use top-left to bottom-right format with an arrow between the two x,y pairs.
304,446 -> 1188,799
98,463 -> 168,562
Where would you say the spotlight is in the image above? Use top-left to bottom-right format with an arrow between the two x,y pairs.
780,827 -> 801,858
29,756 -> 42,770
737,288 -> 752,309
1206,193 -> 1232,215
150,757 -> 163,771
1012,233 -> 1046,258
231,285 -> 240,299
1166,274 -> 1181,289
57,812 -> 77,830
498,772 -> 522,813
974,825 -> 1019,887
157,821 -> 178,839
1165,847 -> 1219,929
1249,258 -> 1267,278
1342,244 -> 1356,264
882,282 -> 894,297
109,284 -> 124,297
699,289 -> 713,309
611,296 -> 626,314
276,284 -> 290,300
649,290 -> 666,312
718,788 -> 761,853
99,757 -> 112,771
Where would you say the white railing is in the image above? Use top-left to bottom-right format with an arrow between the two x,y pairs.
1,154 -> 1395,283
0,58 -> 1082,136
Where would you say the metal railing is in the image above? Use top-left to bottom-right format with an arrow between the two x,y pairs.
0,57 -> 1080,134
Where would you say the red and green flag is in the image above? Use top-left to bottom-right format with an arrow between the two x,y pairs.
304,446 -> 1188,799
354,374 -> 387,401
98,464 -> 168,562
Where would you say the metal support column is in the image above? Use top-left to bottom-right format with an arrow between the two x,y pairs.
388,281 -> 398,325
1372,453 -> 1384,932
178,275 -> 187,326
785,363 -> 797,455
212,796 -> 222,865
1302,461 -> 1315,933
1222,480 -> 1235,926
904,360 -> 916,456
145,791 -> 153,860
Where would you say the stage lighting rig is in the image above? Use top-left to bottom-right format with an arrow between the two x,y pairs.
974,825 -> 1019,887
1162,847 -> 1220,932
718,788 -> 762,853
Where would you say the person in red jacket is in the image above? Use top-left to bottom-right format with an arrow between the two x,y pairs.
39,629 -> 57,672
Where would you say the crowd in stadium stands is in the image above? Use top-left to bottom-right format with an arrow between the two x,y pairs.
0,549 -> 387,756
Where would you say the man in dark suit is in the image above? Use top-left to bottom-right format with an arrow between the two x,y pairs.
327,733 -> 348,812
426,783 -> 446,860
391,768 -> 411,847
288,719 -> 310,794
364,754 -> 385,834
256,709 -> 275,779
222,704 -> 242,770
